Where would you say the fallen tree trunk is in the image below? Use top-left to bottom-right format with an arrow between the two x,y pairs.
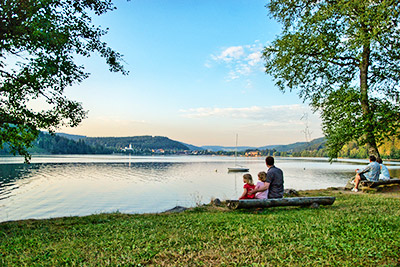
360,178 -> 400,188
226,196 -> 335,210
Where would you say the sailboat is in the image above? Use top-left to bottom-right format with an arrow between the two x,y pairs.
228,134 -> 249,172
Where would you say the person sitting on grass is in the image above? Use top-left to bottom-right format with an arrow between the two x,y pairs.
352,155 -> 381,192
377,157 -> 390,181
239,174 -> 255,199
254,171 -> 269,199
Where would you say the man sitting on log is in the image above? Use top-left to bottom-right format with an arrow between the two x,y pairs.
352,155 -> 381,192
249,156 -> 284,199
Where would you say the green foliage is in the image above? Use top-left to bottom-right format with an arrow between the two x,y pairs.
279,136 -> 400,159
0,0 -> 127,162
1,191 -> 399,265
264,0 -> 400,159
0,124 -> 39,162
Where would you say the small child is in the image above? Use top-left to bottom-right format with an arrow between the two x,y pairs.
254,171 -> 269,199
239,174 -> 255,199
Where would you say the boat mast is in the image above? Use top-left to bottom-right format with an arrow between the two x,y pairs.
235,133 -> 238,166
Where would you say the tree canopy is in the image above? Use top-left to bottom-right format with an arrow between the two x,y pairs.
263,0 -> 400,159
0,0 -> 127,162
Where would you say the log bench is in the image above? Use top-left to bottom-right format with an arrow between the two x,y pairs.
360,178 -> 400,188
226,196 -> 336,210
345,178 -> 400,190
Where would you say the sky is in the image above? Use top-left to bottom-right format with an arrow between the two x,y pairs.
60,0 -> 323,147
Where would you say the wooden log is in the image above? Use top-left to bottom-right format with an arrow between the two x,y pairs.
226,196 -> 335,210
360,178 -> 400,188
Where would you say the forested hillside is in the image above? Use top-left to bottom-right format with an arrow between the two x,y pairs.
267,137 -> 326,153
0,134 -> 190,156
84,136 -> 189,152
1,132 -> 399,159
32,132 -> 113,154
0,132 -> 112,155
288,137 -> 400,159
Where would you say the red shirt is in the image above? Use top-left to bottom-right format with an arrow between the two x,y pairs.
241,184 -> 256,199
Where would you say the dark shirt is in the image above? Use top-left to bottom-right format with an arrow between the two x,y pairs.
266,165 -> 284,199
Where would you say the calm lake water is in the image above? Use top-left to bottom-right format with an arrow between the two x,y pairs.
1,155 -> 400,222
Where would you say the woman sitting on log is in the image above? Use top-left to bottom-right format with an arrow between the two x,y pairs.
377,157 -> 390,181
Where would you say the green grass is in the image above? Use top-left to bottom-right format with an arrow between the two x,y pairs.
1,190 -> 400,266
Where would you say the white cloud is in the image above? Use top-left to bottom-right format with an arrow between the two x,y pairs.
212,46 -> 245,62
180,105 -> 323,142
247,52 -> 262,66
180,105 -> 321,128
182,104 -> 299,118
210,42 -> 264,81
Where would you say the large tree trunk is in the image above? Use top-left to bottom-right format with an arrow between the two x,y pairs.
359,42 -> 380,158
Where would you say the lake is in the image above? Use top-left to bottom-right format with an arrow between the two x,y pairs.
1,155 -> 400,222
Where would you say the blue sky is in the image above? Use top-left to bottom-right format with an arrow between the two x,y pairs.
61,0 -> 323,147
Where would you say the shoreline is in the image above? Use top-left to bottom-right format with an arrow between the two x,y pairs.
2,185 -> 399,225
2,154 -> 400,164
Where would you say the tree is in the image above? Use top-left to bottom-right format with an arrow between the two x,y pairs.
0,0 -> 127,162
263,0 -> 400,159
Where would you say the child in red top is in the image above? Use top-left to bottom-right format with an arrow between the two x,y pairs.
239,174 -> 256,199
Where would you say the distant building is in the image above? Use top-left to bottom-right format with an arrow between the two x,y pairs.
122,143 -> 134,151
245,151 -> 261,157
152,149 -> 165,154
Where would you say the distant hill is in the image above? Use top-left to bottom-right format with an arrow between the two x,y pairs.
54,134 -> 191,151
1,133 -> 190,155
260,137 -> 326,152
56,133 -> 86,141
3,132 -> 324,156
50,133 -> 326,153
3,132 -> 399,159
180,143 -> 205,151
84,136 -> 189,151
201,137 -> 326,152
258,145 -> 281,150
38,133 -> 327,154
29,132 -> 112,154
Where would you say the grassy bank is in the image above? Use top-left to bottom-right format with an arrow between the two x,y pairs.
1,190 -> 400,266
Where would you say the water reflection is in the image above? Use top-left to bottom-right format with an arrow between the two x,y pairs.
0,155 -> 399,222
0,164 -> 37,183
0,164 -> 40,201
